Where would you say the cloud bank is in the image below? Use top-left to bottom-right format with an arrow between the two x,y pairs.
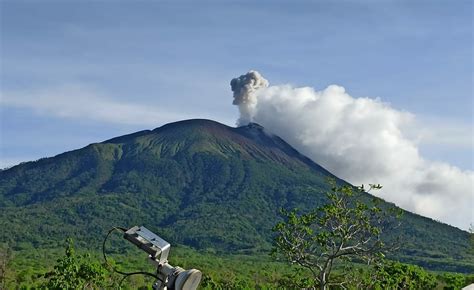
231,71 -> 473,230
1,85 -> 189,126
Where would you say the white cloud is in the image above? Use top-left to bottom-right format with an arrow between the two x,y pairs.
413,118 -> 474,149
0,85 -> 190,126
234,76 -> 473,230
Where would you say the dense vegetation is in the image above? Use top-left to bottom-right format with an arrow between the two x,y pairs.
2,240 -> 473,289
1,119 -> 473,284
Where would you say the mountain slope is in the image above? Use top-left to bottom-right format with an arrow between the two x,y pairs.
0,119 -> 472,272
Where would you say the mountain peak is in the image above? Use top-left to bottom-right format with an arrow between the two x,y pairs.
155,119 -> 228,131
98,119 -> 332,176
240,122 -> 264,130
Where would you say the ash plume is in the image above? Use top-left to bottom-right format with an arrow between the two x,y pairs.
230,70 -> 269,126
230,71 -> 473,230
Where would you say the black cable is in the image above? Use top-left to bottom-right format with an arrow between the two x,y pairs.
102,227 -> 161,286
102,227 -> 128,276
118,271 -> 164,288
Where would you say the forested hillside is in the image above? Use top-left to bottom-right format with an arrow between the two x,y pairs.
0,119 -> 472,273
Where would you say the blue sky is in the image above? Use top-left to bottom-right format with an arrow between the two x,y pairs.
1,0 -> 472,170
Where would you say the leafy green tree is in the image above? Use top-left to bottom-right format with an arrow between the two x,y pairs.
275,268 -> 316,289
440,272 -> 466,290
469,223 -> 474,254
42,238 -> 107,289
362,261 -> 438,289
0,244 -> 12,289
272,180 -> 401,289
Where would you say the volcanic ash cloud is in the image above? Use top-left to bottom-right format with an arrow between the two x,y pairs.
230,70 -> 269,126
230,70 -> 473,230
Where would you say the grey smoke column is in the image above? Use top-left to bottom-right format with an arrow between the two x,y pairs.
231,70 -> 269,126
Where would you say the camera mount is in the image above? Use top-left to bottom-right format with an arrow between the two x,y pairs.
104,225 -> 202,290
123,226 -> 202,290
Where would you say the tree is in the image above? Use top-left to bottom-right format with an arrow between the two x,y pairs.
469,223 -> 474,254
363,261 -> 437,289
439,272 -> 466,290
272,180 -> 401,289
42,238 -> 107,289
0,243 -> 12,289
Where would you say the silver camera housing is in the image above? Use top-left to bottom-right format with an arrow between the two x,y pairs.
124,226 -> 202,290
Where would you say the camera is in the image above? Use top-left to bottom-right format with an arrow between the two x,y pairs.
124,226 -> 202,290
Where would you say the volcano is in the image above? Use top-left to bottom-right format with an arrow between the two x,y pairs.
0,119 -> 472,272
